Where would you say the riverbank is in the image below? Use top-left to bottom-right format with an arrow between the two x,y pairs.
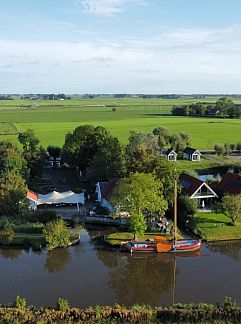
0,299 -> 240,323
194,213 -> 241,241
2,232 -> 80,250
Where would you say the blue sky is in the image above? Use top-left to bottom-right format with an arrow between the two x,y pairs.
1,0 -> 241,93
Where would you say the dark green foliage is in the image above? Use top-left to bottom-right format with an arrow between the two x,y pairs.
62,125 -> 96,169
18,129 -> 46,177
47,145 -> 61,158
214,144 -> 224,155
179,195 -> 198,217
62,125 -> 125,179
23,210 -> 58,224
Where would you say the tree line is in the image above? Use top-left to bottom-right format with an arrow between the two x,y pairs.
172,97 -> 241,118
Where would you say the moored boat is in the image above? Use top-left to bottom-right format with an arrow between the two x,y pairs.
121,241 -> 157,252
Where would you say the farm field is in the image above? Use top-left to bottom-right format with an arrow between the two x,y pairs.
0,97 -> 241,148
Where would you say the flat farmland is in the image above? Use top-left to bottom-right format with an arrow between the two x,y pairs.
0,97 -> 240,148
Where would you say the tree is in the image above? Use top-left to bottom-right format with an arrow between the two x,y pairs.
125,130 -> 159,173
215,97 -> 233,117
0,170 -> 28,216
170,131 -> 191,154
151,157 -> 180,207
43,219 -> 71,250
153,127 -> 170,151
62,125 -> 96,170
237,142 -> 241,153
18,129 -> 46,177
179,195 -> 197,217
92,136 -> 126,180
224,143 -> 231,156
222,195 -> 241,225
111,172 -> 168,221
214,144 -> 224,156
129,212 -> 147,240
0,141 -> 28,179
47,146 -> 61,158
227,105 -> 241,118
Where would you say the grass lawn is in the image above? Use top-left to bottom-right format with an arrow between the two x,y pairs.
104,231 -> 183,246
194,212 -> 241,241
0,98 -> 241,149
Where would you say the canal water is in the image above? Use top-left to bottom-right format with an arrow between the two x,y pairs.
0,227 -> 240,307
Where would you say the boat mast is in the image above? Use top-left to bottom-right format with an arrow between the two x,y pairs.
174,179 -> 177,242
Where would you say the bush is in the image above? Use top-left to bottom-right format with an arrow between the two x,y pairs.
14,295 -> 27,310
0,229 -> 14,244
56,298 -> 69,311
43,219 -> 71,250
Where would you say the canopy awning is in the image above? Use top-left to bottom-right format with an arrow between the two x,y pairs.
27,190 -> 85,205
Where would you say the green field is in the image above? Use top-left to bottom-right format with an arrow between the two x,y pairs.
0,97 -> 241,148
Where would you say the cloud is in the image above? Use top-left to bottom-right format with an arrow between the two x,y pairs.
1,24 -> 241,92
74,0 -> 146,15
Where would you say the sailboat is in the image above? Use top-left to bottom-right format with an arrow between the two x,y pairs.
121,180 -> 201,253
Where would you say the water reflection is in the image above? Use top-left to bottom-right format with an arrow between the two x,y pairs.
44,248 -> 71,273
208,241 -> 241,261
0,247 -> 22,260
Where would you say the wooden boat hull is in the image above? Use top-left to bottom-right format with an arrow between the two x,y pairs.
121,239 -> 201,253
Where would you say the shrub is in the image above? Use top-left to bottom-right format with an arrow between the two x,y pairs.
56,297 -> 69,311
0,229 -> 14,244
224,296 -> 237,309
43,219 -> 71,250
14,295 -> 27,310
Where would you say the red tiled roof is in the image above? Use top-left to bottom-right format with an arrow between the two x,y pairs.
179,173 -> 203,196
27,190 -> 38,202
216,172 -> 241,194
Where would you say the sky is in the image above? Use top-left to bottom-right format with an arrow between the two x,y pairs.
1,0 -> 241,93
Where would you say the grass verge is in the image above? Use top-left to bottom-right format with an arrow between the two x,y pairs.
194,212 -> 241,241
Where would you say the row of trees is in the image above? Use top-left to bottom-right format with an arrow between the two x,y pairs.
172,98 -> 241,119
61,125 -> 191,180
214,142 -> 241,156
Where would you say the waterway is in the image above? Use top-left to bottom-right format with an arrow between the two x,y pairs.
0,226 -> 240,307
